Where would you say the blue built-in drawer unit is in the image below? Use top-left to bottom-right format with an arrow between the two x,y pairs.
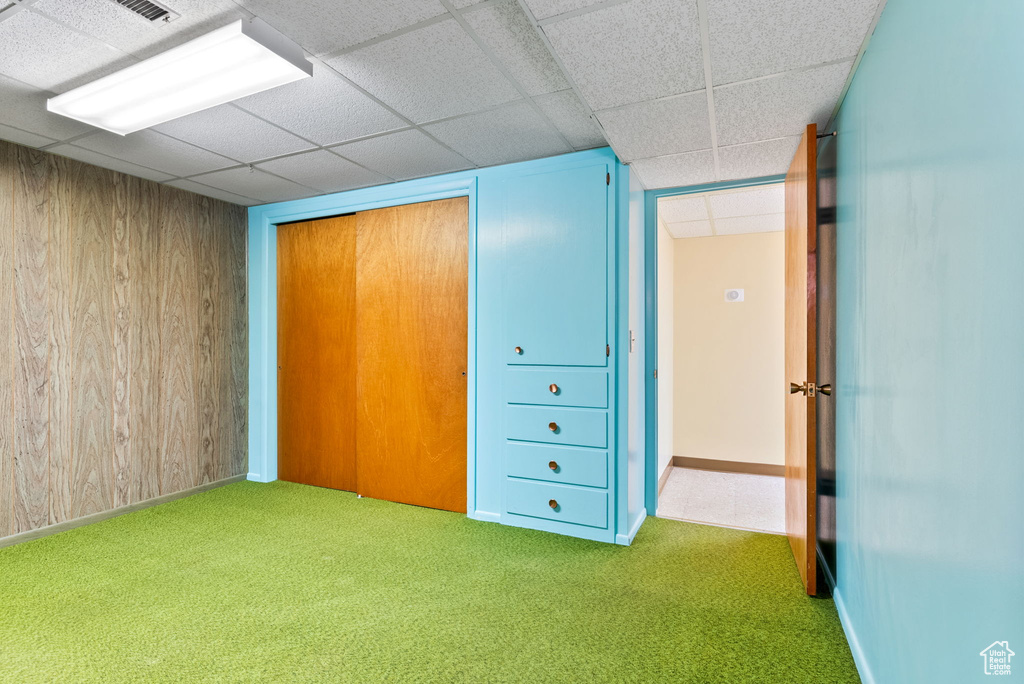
506,406 -> 607,449
482,150 -> 643,546
506,369 -> 608,408
505,442 -> 608,488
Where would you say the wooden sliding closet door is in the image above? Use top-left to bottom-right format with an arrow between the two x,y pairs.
277,215 -> 357,491
356,197 -> 468,513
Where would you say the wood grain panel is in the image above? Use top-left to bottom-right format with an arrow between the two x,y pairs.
197,196 -> 220,485
784,124 -> 818,595
129,176 -> 162,502
112,173 -> 131,507
158,185 -> 199,494
356,197 -> 468,513
47,155 -> 73,524
277,215 -> 357,491
0,142 -> 13,537
0,140 -> 247,542
223,202 -> 248,479
69,159 -> 115,519
12,145 -> 50,532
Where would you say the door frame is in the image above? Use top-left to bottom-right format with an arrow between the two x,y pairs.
641,174 -> 786,514
247,175 -> 479,510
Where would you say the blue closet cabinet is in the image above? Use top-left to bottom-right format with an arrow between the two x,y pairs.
477,151 -> 638,545
249,148 -> 644,546
502,163 -> 608,367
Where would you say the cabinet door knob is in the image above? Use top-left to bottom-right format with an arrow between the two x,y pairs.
548,422 -> 558,432
549,383 -> 559,394
514,346 -> 523,354
548,461 -> 558,471
549,499 -> 558,510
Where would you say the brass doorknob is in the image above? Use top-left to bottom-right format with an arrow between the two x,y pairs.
548,422 -> 558,432
548,461 -> 558,471
549,383 -> 559,394
549,499 -> 558,510
514,346 -> 523,354
790,382 -> 832,397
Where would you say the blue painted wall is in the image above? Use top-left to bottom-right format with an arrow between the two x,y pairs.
832,1 -> 1024,681
624,166 -> 646,540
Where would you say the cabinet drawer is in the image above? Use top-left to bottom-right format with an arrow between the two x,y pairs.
506,479 -> 608,529
506,406 -> 607,448
506,443 -> 607,488
506,369 -> 607,408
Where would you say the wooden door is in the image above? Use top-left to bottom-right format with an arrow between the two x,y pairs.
503,164 -> 608,367
277,215 -> 357,491
785,124 -> 822,595
355,197 -> 468,513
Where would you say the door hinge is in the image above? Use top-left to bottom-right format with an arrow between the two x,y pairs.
606,344 -> 610,357
606,172 -> 610,185
653,369 -> 658,379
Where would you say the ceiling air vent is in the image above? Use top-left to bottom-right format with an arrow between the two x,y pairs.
113,0 -> 178,23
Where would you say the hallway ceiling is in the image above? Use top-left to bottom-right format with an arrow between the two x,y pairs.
0,0 -> 883,205
659,183 -> 784,238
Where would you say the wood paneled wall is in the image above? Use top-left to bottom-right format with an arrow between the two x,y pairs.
0,140 -> 247,540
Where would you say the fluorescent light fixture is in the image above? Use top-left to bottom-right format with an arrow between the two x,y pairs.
47,19 -> 312,135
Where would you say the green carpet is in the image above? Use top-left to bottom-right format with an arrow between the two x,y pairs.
0,481 -> 859,683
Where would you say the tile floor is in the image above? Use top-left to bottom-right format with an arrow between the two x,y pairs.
656,467 -> 785,534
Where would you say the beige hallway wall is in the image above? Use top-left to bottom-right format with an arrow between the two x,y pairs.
673,231 -> 784,466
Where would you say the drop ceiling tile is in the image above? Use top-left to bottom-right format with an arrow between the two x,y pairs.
665,220 -> 712,239
234,63 -> 407,146
630,149 -> 715,190
709,0 -> 878,85
543,0 -> 704,110
714,213 -> 785,235
31,0 -> 247,62
464,1 -> 569,96
424,101 -> 570,167
535,90 -> 606,150
658,195 -> 708,223
708,184 -> 785,218
0,74 -> 94,141
714,61 -> 852,146
717,137 -> 800,181
0,10 -> 127,91
326,19 -> 521,123
73,130 -> 236,178
596,91 -> 710,162
189,167 -> 314,203
522,0 -> 607,21
331,129 -> 473,181
450,0 -> 485,7
154,105 -> 316,162
165,179 -> 259,206
256,149 -> 392,193
47,144 -> 174,183
239,0 -> 446,55
0,123 -> 56,148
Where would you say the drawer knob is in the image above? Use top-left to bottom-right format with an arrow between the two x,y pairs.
549,383 -> 559,394
514,346 -> 523,354
548,422 -> 558,432
549,499 -> 558,510
548,460 -> 558,471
